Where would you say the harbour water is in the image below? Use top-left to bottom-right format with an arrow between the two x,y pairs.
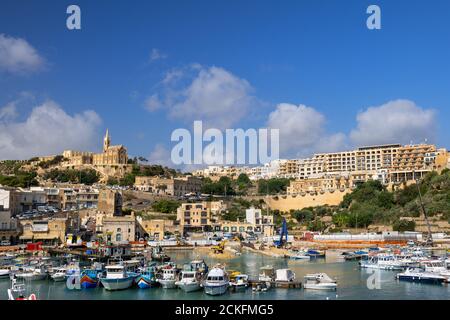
1,250 -> 450,300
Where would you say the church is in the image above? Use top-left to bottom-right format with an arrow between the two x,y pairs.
63,130 -> 128,166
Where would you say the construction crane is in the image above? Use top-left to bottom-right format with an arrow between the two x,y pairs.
274,218 -> 288,248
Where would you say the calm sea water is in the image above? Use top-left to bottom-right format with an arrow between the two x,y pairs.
1,250 -> 450,300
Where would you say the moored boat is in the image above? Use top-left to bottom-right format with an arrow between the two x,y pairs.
99,265 -> 135,291
175,270 -> 202,292
396,268 -> 447,284
229,274 -> 249,291
135,265 -> 158,289
157,264 -> 180,289
203,265 -> 229,296
51,267 -> 67,282
303,273 -> 337,290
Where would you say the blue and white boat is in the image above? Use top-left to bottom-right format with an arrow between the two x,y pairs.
306,249 -> 325,258
396,268 -> 447,284
99,265 -> 136,291
135,265 -> 158,289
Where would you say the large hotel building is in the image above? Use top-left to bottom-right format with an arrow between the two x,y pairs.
194,143 -> 449,187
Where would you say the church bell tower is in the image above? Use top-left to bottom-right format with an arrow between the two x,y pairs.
103,129 -> 111,152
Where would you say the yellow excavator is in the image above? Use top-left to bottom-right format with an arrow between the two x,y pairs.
211,240 -> 226,254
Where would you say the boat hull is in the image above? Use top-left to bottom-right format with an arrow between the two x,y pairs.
397,275 -> 446,284
159,279 -> 177,289
136,275 -> 158,289
176,281 -> 201,292
204,283 -> 228,296
100,277 -> 134,290
51,274 -> 66,282
304,283 -> 337,290
80,274 -> 99,289
16,273 -> 47,281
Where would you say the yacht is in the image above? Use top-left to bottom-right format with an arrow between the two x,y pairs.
359,254 -> 403,270
175,270 -> 202,292
421,260 -> 450,278
99,265 -> 135,290
303,273 -> 337,290
157,264 -> 180,289
51,267 -> 68,282
396,268 -> 447,284
203,265 -> 229,296
15,265 -> 48,281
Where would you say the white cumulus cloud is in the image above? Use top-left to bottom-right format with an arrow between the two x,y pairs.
350,99 -> 436,146
267,103 -> 346,158
0,34 -> 45,74
0,100 -> 102,160
145,65 -> 257,129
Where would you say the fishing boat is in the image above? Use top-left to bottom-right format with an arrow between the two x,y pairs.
175,270 -> 202,292
7,277 -> 37,300
151,246 -> 171,262
396,268 -> 447,284
229,274 -> 249,291
15,265 -> 47,281
80,269 -> 101,288
157,264 -> 180,289
203,265 -> 229,296
51,267 -> 68,282
289,250 -> 310,260
359,254 -> 403,270
306,249 -> 326,258
135,265 -> 158,289
187,259 -> 209,275
303,273 -> 337,290
99,265 -> 136,291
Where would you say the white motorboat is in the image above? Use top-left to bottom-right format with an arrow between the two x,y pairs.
15,265 -> 48,281
175,270 -> 202,292
0,268 -> 11,279
396,268 -> 447,284
158,265 -> 180,289
203,266 -> 229,296
303,273 -> 337,290
51,267 -> 68,282
359,254 -> 403,270
230,274 -> 249,291
421,260 -> 450,278
99,265 -> 135,290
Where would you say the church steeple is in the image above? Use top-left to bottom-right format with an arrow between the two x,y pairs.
103,129 -> 111,152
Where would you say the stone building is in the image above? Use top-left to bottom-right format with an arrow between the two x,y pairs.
63,129 -> 128,166
134,176 -> 202,197
137,217 -> 179,240
97,189 -> 122,216
176,202 -> 212,234
19,217 -> 68,244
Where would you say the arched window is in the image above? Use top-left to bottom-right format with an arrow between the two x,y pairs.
117,228 -> 122,233
116,233 -> 122,242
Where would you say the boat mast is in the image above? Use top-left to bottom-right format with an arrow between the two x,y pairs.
415,178 -> 433,247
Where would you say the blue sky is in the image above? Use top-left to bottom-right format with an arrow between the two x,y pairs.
0,0 -> 449,167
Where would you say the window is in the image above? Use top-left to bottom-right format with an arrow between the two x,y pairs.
116,233 -> 122,242
117,228 -> 122,232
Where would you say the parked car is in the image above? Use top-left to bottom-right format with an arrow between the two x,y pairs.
1,240 -> 11,246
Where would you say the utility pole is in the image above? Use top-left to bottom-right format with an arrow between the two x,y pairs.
416,178 -> 433,247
